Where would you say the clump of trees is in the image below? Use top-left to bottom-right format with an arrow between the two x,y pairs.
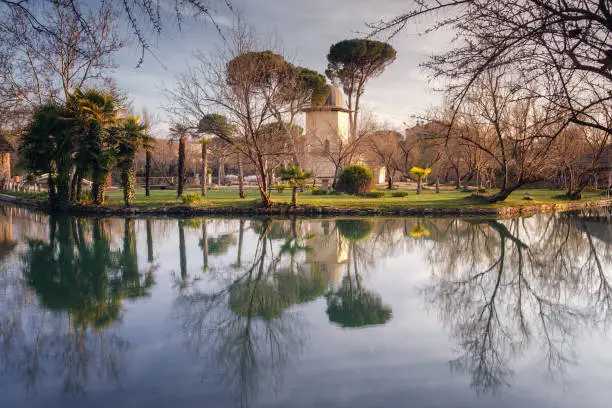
20,88 -> 150,209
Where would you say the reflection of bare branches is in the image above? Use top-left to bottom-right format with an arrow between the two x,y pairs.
173,220 -> 306,408
425,213 -> 612,394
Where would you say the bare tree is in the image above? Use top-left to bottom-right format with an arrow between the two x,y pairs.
369,1 -> 611,136
167,20 -> 318,206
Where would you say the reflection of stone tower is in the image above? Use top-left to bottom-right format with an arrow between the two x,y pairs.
304,86 -> 351,183
0,134 -> 12,181
303,221 -> 348,285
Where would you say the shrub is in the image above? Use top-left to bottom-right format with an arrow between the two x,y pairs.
181,193 -> 203,205
391,191 -> 409,197
478,187 -> 488,193
336,165 -> 374,195
312,189 -> 328,196
362,191 -> 385,198
274,183 -> 289,193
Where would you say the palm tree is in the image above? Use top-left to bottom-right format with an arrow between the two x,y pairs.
19,104 -> 74,210
278,163 -> 313,207
116,116 -> 149,207
69,88 -> 119,205
169,123 -> 190,198
409,166 -> 431,195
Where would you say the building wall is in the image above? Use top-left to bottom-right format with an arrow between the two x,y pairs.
0,153 -> 10,181
305,110 -> 350,179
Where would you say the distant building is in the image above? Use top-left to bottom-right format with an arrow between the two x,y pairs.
303,85 -> 386,188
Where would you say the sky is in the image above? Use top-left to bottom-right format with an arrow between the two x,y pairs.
113,0 -> 453,135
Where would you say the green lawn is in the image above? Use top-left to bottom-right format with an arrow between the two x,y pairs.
2,187 -> 606,210
101,187 -> 605,210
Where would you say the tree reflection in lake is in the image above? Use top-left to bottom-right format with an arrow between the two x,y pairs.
326,219 -> 392,328
1,213 -> 155,395
423,211 -> 612,394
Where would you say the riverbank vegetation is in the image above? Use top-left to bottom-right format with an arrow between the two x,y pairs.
2,188 -> 605,212
0,1 -> 610,212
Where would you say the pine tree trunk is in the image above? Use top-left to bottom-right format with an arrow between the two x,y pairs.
146,219 -> 154,263
202,143 -> 208,197
145,150 -> 151,197
177,136 -> 186,198
238,154 -> 246,198
201,143 -> 207,196
179,221 -> 187,280
416,178 -> 422,195
435,175 -> 440,194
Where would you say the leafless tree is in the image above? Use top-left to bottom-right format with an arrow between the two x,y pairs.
369,1 -> 611,135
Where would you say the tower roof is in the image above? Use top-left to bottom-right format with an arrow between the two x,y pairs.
304,85 -> 351,113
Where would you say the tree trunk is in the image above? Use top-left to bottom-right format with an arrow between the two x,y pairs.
145,150 -> 151,197
485,184 -> 524,203
387,167 -> 393,190
56,167 -> 71,211
76,176 -> 83,202
291,186 -> 298,207
236,219 -> 244,267
91,168 -> 107,205
257,165 -> 272,207
202,220 -> 209,272
238,154 -> 246,198
146,219 -> 154,263
121,161 -> 135,207
201,143 -> 207,196
416,178 -> 422,195
70,170 -> 79,202
177,136 -> 186,198
435,175 -> 440,194
179,221 -> 187,280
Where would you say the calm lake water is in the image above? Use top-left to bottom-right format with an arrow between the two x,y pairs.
1,205 -> 612,408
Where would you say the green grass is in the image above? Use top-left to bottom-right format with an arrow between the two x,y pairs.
101,187 -> 605,210
2,187 -> 606,210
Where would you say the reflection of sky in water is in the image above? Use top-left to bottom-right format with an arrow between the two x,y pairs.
1,207 -> 612,408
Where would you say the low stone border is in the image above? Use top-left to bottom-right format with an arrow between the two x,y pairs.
1,192 -> 611,218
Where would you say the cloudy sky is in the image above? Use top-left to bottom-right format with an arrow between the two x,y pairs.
113,0 -> 452,134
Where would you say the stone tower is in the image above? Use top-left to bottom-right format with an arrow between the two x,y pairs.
304,85 -> 351,183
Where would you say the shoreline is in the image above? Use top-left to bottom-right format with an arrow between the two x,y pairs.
1,192 -> 611,218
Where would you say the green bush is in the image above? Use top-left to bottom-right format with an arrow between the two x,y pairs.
312,189 -> 328,196
181,193 -> 203,205
391,191 -> 409,197
274,183 -> 289,193
336,165 -> 374,195
362,191 -> 385,198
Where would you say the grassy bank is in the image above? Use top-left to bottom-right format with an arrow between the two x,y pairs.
3,188 -> 604,211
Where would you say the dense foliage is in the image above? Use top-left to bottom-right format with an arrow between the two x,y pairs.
336,165 -> 374,195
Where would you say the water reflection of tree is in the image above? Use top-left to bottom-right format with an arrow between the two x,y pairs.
326,219 -> 392,328
174,218 -> 333,407
1,216 -> 155,395
424,214 -> 612,394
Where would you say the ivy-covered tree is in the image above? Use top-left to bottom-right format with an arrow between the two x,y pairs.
116,116 -> 149,207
